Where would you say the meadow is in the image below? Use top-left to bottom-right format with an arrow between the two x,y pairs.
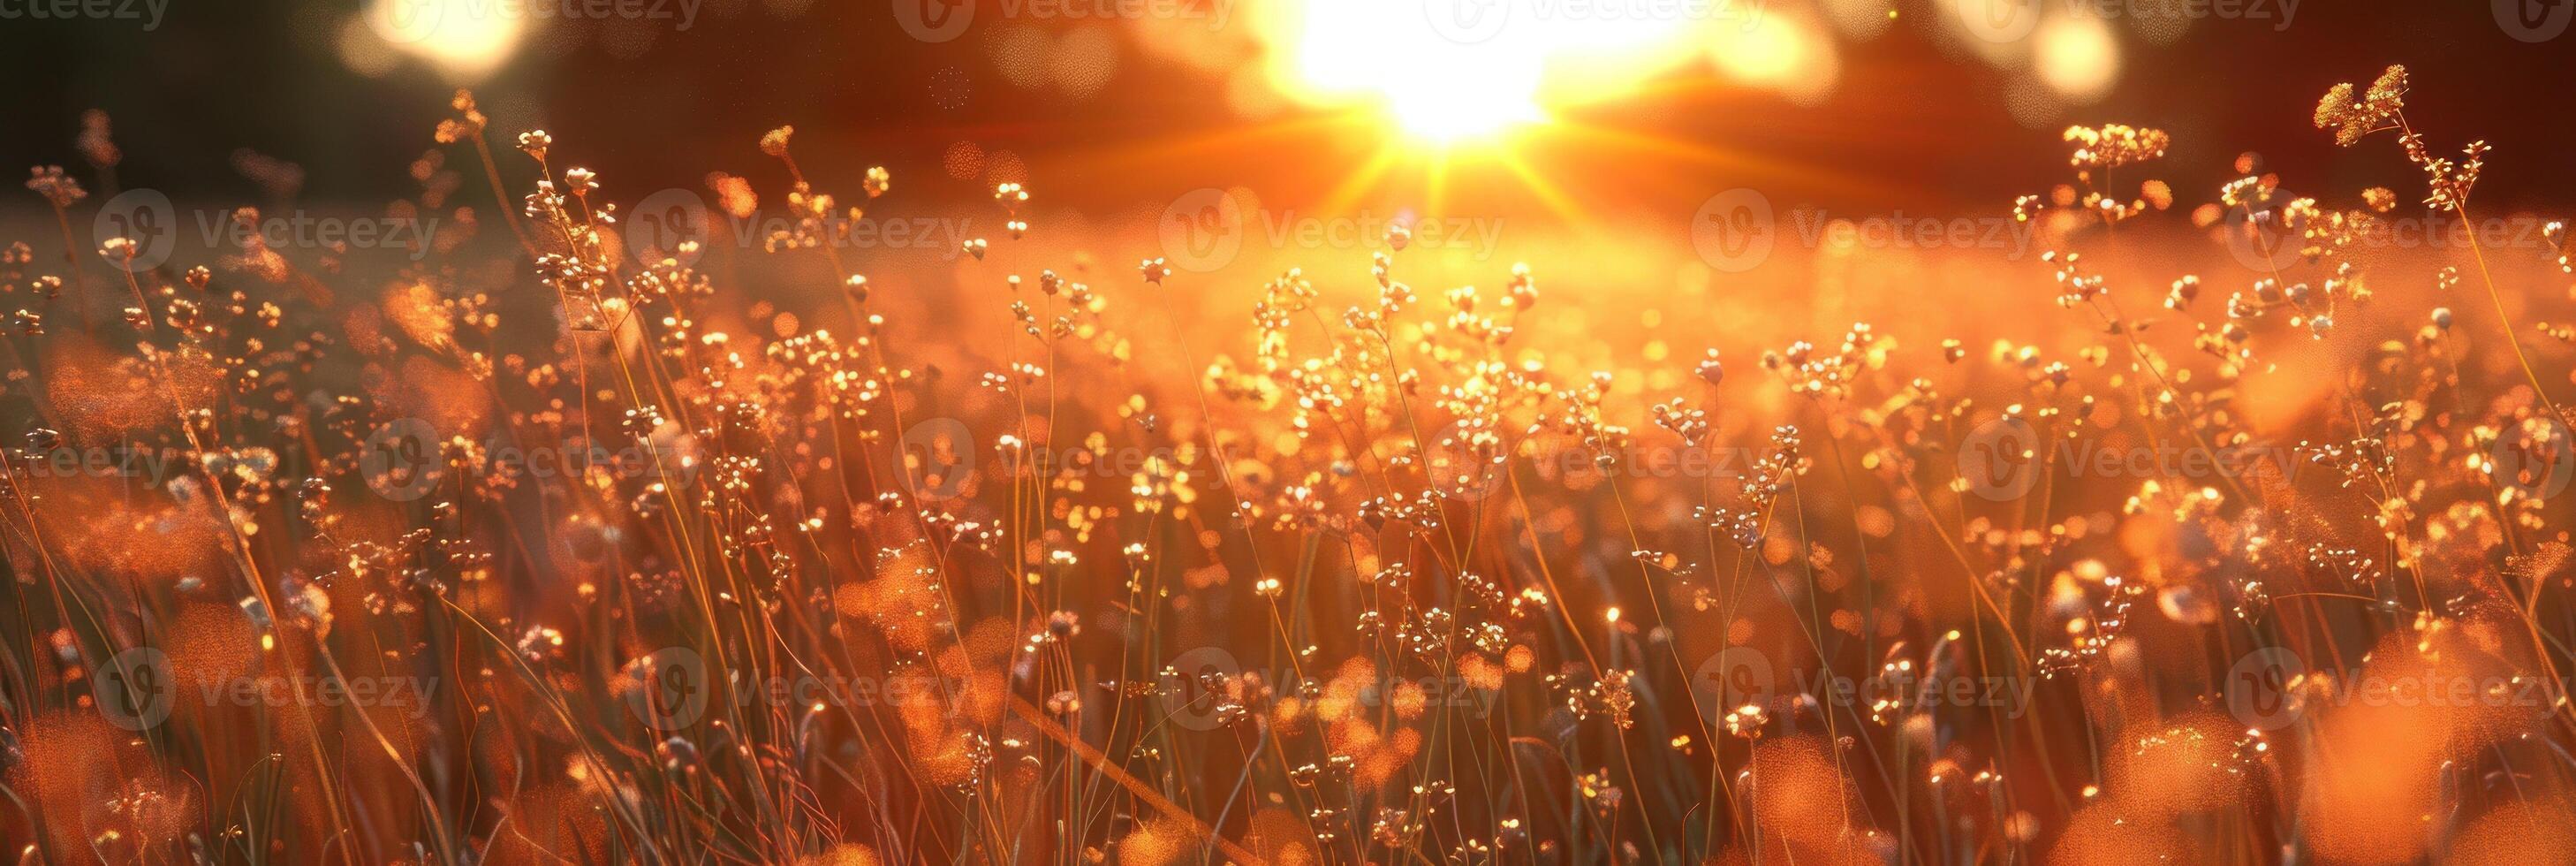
4,65 -> 2576,864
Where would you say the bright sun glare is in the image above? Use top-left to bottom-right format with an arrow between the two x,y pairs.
367,0 -> 525,80
1269,0 -> 1717,144
1385,85 -> 1547,143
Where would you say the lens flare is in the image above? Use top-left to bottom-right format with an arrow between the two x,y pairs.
1257,0 -> 1733,141
367,0 -> 525,80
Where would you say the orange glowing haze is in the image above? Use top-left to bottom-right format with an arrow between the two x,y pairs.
41,1 -> 2532,863
352,0 -> 2139,144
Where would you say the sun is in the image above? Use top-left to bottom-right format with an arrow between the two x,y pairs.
1259,0 -> 1710,146
367,0 -> 526,79
1281,2 -> 1557,145
1382,82 -> 1548,144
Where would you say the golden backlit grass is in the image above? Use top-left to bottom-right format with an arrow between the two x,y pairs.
0,69 -> 2573,865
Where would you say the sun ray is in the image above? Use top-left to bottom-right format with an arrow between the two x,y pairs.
1542,119 -> 1892,201
1038,111 -> 1375,178
1489,147 -> 1595,237
1424,148 -> 1452,218
1314,141 -> 1405,220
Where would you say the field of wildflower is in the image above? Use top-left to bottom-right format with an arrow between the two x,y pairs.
6,26 -> 2576,865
